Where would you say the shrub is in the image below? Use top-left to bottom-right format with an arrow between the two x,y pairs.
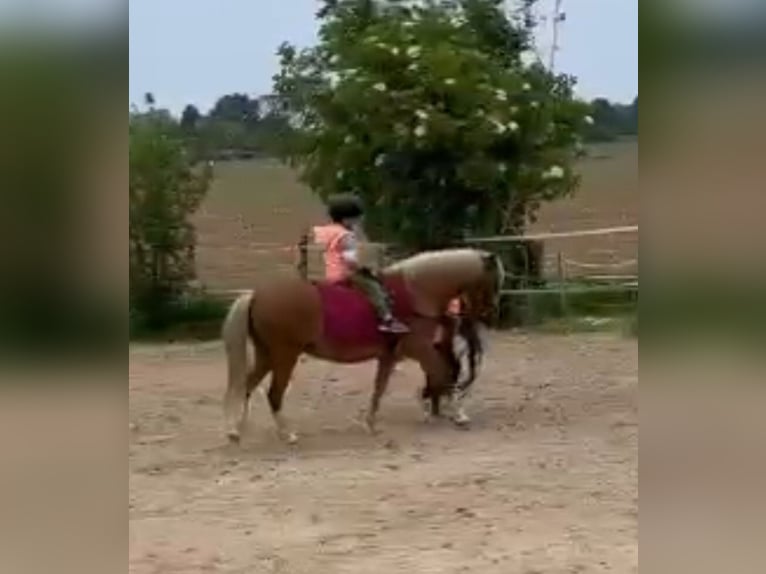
129,110 -> 212,326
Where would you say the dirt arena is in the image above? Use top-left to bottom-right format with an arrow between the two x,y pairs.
129,331 -> 637,573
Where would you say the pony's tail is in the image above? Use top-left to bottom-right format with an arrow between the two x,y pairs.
222,291 -> 254,441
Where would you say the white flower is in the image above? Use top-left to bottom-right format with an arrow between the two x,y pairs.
523,82 -> 532,91
495,90 -> 508,102
415,109 -> 429,120
406,45 -> 422,58
408,63 -> 419,72
374,154 -> 386,167
490,118 -> 507,134
336,170 -> 345,180
584,115 -> 595,125
520,50 -> 538,68
329,55 -> 341,66
373,82 -> 387,92
530,101 -> 539,109
390,47 -> 400,56
344,135 -> 354,144
414,124 -> 428,138
543,165 -> 565,180
498,163 -> 507,173
508,121 -> 520,132
445,78 -> 456,86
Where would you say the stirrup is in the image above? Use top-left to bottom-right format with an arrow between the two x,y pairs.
379,320 -> 410,334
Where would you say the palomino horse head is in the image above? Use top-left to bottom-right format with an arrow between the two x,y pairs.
460,251 -> 506,324
385,247 -> 505,323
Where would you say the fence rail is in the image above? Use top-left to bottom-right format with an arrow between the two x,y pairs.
467,225 -> 638,243
501,283 -> 638,296
208,225 -> 638,311
469,226 -> 638,319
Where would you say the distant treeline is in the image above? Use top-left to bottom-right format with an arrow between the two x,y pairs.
584,96 -> 638,142
174,93 -> 291,160
136,91 -> 637,161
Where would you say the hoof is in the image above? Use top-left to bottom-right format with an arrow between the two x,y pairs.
226,432 -> 241,445
364,416 -> 379,435
452,412 -> 471,427
279,431 -> 299,445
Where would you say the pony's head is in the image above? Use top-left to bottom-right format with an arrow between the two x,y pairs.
387,248 -> 505,323
460,250 -> 506,324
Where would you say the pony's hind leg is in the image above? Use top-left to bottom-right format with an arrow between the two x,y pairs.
267,348 -> 300,444
239,349 -> 272,435
224,350 -> 270,444
365,355 -> 397,434
246,346 -> 271,400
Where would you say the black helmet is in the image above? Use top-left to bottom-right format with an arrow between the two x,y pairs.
327,194 -> 364,223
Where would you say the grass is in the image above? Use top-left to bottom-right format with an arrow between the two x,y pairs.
130,292 -> 232,342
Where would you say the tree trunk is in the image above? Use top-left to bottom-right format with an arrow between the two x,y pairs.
494,202 -> 545,327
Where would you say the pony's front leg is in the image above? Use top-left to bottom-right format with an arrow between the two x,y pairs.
450,390 -> 471,427
419,380 -> 441,423
366,354 -> 397,434
409,343 -> 454,423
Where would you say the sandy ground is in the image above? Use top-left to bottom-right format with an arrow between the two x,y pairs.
129,332 -> 637,574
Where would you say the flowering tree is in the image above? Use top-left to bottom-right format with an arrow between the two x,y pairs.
274,0 -> 591,250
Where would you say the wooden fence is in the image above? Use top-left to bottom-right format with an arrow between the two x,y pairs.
213,225 -> 639,317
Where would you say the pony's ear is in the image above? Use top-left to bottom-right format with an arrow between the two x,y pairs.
480,252 -> 496,271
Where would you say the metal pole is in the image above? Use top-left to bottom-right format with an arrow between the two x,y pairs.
297,229 -> 309,279
549,0 -> 563,73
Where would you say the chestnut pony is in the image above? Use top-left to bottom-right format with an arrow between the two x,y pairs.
222,248 -> 504,444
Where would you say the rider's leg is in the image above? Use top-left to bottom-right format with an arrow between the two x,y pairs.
350,270 -> 409,333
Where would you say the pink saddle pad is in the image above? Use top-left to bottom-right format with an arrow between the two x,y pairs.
314,276 -> 414,346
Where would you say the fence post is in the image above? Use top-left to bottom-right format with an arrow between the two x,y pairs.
556,251 -> 569,317
297,229 -> 309,280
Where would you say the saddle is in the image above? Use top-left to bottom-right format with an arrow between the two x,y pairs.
313,275 -> 414,346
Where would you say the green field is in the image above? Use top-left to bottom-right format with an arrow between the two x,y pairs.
194,140 -> 638,290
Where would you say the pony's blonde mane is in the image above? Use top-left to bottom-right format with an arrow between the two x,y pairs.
386,248 -> 486,282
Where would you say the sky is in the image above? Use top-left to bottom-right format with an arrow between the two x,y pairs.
129,0 -> 637,115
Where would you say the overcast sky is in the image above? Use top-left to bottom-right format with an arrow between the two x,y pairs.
129,0 -> 638,114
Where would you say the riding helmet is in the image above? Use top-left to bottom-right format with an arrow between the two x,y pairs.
327,193 -> 364,223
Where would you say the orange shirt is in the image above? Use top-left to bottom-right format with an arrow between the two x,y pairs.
313,223 -> 354,282
434,298 -> 463,343
447,297 -> 462,316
